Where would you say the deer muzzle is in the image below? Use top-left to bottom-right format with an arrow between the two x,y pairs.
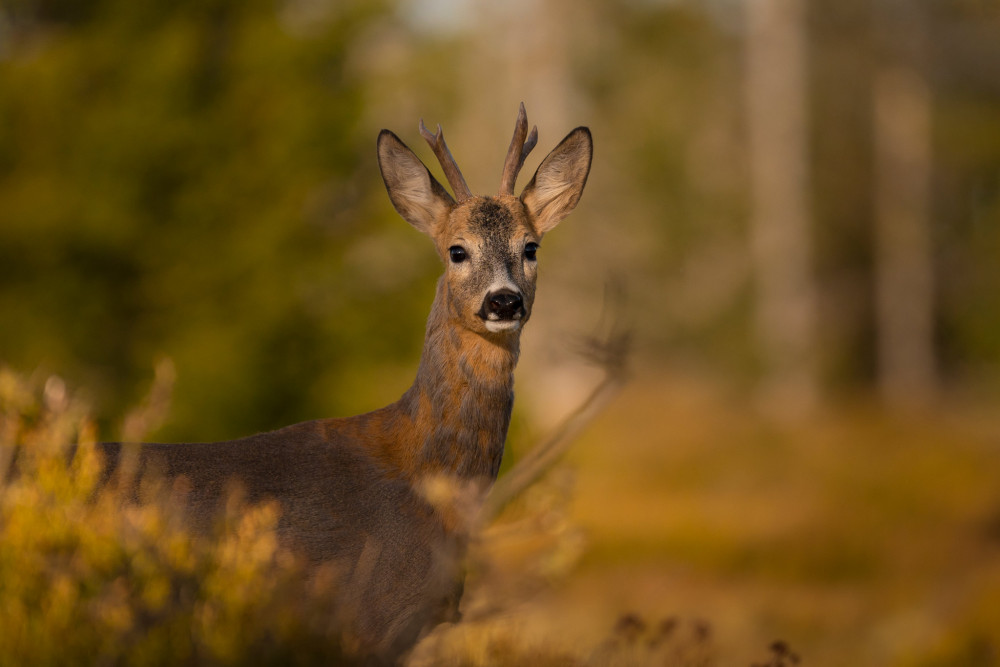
481,289 -> 525,332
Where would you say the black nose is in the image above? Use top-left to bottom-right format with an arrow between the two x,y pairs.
487,290 -> 523,320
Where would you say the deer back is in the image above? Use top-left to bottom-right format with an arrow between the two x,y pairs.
99,105 -> 592,664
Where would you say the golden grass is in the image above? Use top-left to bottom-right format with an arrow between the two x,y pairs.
490,375 -> 1000,666
3,365 -> 997,665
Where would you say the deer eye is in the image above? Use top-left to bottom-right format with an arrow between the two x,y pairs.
449,246 -> 467,263
524,242 -> 539,261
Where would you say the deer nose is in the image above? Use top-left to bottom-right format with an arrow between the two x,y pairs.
486,290 -> 523,320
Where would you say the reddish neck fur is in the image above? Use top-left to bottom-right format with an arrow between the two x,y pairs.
373,277 -> 518,482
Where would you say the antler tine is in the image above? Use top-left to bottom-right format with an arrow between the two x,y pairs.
522,125 -> 538,164
419,119 -> 473,202
500,102 -> 538,195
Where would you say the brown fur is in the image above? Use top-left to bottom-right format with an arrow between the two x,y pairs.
99,111 -> 593,664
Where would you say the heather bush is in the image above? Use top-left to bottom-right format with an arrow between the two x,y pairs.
0,368 -> 353,665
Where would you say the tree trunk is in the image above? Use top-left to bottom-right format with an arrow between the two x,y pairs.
744,0 -> 821,415
873,65 -> 935,406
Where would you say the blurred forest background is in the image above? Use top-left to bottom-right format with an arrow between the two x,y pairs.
2,0 -> 1000,664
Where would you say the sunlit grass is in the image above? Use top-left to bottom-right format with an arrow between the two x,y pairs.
0,368 -> 353,665
537,376 -> 1000,666
3,366 -> 997,665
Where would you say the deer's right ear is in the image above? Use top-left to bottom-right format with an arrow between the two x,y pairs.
378,130 -> 455,235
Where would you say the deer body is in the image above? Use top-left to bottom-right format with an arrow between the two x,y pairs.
99,106 -> 592,663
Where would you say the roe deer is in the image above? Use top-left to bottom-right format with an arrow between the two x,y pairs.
99,104 -> 593,663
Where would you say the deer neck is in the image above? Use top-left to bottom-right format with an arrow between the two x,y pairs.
399,277 -> 519,482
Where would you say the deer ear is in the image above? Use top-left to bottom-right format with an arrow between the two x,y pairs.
520,127 -> 592,234
377,130 -> 455,235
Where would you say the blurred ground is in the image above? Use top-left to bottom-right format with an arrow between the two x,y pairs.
490,373 -> 1000,665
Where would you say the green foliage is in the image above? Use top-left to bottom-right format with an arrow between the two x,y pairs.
0,0 -> 439,441
4,0 -> 1000,444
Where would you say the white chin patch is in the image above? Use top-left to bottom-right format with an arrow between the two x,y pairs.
485,319 -> 522,333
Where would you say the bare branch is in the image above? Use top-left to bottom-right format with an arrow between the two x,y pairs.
482,282 -> 631,522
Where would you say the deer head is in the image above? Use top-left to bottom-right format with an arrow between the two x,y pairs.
377,104 -> 593,337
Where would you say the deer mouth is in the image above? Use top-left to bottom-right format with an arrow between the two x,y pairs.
483,318 -> 522,333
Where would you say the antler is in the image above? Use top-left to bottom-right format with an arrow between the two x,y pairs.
419,120 -> 473,202
499,102 -> 539,196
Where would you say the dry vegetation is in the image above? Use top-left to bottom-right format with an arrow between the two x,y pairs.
2,366 -> 998,665
0,368 -> 356,665
511,378 -> 1000,666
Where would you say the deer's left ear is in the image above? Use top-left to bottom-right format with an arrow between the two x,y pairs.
520,127 -> 592,234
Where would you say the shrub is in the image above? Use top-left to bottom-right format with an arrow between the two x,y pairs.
0,368 -> 353,665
